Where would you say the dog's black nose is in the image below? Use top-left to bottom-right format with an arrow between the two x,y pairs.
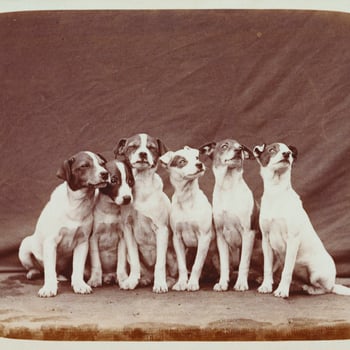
282,151 -> 291,159
139,152 -> 147,160
196,163 -> 203,170
123,195 -> 132,204
100,171 -> 109,180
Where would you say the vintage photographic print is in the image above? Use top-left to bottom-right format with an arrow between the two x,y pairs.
0,1 -> 349,347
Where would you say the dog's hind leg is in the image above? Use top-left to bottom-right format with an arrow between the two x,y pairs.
302,284 -> 327,295
18,236 -> 42,280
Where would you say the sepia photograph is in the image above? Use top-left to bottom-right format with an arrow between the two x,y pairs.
0,0 -> 349,347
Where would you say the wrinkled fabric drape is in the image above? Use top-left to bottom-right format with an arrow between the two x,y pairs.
0,10 -> 349,276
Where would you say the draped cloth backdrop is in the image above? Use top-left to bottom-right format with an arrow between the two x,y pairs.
0,10 -> 349,277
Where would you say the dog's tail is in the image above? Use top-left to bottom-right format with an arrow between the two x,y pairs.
332,284 -> 350,296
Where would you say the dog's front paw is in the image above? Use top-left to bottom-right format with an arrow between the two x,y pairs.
87,275 -> 102,288
117,271 -> 129,284
72,280 -> 93,294
258,282 -> 273,294
213,281 -> 228,292
153,281 -> 168,293
273,286 -> 289,298
172,279 -> 188,291
38,283 -> 58,298
119,277 -> 139,290
187,279 -> 200,292
234,279 -> 249,292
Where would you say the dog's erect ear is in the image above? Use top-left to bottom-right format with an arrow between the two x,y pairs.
288,145 -> 298,160
241,145 -> 255,160
56,157 -> 75,182
199,142 -> 216,160
157,139 -> 168,156
253,144 -> 266,159
113,138 -> 127,158
159,151 -> 174,168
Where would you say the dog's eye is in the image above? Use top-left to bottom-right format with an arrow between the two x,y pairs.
111,176 -> 120,184
221,144 -> 228,150
268,148 -> 275,153
148,145 -> 157,151
178,159 -> 187,166
128,145 -> 137,151
80,163 -> 90,168
127,179 -> 134,187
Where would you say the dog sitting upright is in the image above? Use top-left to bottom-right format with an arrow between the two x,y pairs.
160,146 -> 215,291
18,151 -> 109,297
254,142 -> 350,298
115,133 -> 177,293
87,159 -> 141,290
200,139 -> 257,292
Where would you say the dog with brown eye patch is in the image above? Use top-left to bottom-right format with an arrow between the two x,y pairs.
115,133 -> 178,293
18,151 -> 109,297
160,146 -> 216,291
200,139 -> 258,292
254,142 -> 350,298
87,159 -> 141,290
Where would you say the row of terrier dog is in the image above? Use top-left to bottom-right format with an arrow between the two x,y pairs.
18,133 -> 350,298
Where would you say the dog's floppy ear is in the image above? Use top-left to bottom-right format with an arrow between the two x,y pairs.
56,157 -> 75,182
157,139 -> 168,156
241,145 -> 255,160
288,145 -> 298,160
159,151 -> 174,168
253,144 -> 266,159
113,138 -> 127,158
96,153 -> 108,164
199,142 -> 216,160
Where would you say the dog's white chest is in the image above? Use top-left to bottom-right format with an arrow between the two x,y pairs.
260,191 -> 301,253
95,221 -> 123,249
57,223 -> 90,255
133,212 -> 158,246
175,222 -> 201,247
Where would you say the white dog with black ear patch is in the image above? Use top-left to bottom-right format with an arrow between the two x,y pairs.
200,139 -> 257,292
87,159 -> 140,290
254,142 -> 350,298
160,146 -> 215,291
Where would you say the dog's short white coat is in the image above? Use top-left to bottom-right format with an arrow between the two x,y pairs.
209,143 -> 256,292
255,143 -> 350,297
160,146 -> 214,292
18,152 -> 107,297
87,161 -> 140,290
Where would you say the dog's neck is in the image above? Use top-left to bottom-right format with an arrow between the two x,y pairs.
133,167 -> 162,201
213,165 -> 244,192
65,182 -> 96,217
260,167 -> 293,195
171,176 -> 201,205
95,192 -> 121,215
